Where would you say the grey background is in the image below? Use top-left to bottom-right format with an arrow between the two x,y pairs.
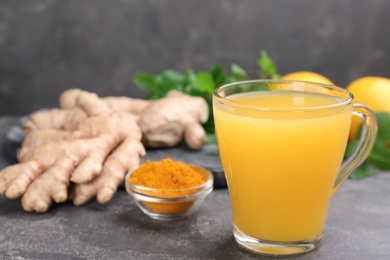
0,0 -> 389,115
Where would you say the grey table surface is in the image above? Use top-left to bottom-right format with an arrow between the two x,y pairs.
0,116 -> 389,260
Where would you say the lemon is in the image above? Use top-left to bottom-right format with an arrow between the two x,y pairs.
346,76 -> 390,140
282,71 -> 334,85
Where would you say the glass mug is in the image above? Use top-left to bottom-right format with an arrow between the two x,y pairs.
213,80 -> 377,256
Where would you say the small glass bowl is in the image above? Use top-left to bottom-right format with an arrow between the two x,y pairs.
125,165 -> 214,220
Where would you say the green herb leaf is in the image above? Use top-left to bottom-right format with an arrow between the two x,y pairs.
349,162 -> 372,179
211,64 -> 225,88
231,64 -> 247,79
347,111 -> 390,178
184,87 -> 204,97
206,132 -> 217,144
258,50 -> 276,74
374,112 -> 390,145
257,50 -> 281,79
148,75 -> 174,99
197,72 -> 215,93
132,72 -> 155,91
366,112 -> 390,170
186,69 -> 197,86
161,70 -> 186,85
368,149 -> 390,170
345,139 -> 359,158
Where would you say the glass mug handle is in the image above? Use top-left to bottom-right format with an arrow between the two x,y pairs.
333,103 -> 378,194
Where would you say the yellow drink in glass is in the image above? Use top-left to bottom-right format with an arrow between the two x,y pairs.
215,91 -> 351,241
213,80 -> 377,256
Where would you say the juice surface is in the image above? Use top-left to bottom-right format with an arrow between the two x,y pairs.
214,91 -> 352,242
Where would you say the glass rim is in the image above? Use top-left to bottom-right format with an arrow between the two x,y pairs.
213,79 -> 354,112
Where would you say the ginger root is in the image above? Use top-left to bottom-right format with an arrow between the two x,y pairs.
61,89 -> 209,149
0,88 -> 209,212
137,90 -> 209,150
1,113 -> 145,212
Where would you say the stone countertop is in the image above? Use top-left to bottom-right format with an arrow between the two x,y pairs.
0,116 -> 390,260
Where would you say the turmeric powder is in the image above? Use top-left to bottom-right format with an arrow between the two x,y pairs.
129,158 -> 210,215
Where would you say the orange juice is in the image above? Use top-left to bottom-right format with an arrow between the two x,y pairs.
214,90 -> 353,242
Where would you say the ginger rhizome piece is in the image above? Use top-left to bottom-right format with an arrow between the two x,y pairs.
61,89 -> 209,149
0,88 -> 209,212
1,113 -> 145,212
137,90 -> 209,150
